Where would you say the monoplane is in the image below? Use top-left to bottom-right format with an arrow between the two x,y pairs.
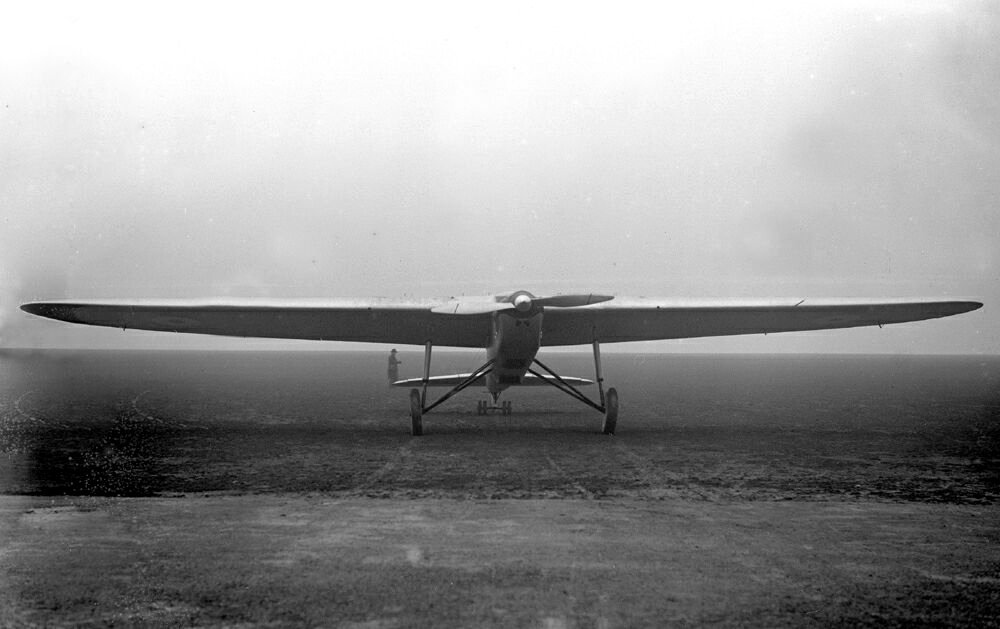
21,293 -> 982,435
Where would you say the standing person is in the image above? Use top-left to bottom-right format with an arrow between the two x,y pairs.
387,349 -> 401,383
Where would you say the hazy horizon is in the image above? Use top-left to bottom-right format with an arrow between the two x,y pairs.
2,2 -> 996,354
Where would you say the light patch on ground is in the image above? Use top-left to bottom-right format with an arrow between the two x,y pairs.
3,496 -> 998,627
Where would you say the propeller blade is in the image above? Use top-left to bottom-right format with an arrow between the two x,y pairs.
533,294 -> 614,308
431,301 -> 514,315
431,293 -> 613,315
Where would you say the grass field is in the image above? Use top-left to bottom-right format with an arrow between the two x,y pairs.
2,351 -> 998,626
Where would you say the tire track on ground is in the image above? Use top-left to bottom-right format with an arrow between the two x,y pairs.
131,390 -> 206,430
131,391 -> 168,426
14,391 -> 70,429
612,438 -> 708,500
545,453 -> 594,499
349,441 -> 415,495
0,397 -> 31,453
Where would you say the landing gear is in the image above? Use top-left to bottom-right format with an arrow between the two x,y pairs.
409,389 -> 423,436
601,387 -> 619,435
405,337 -> 620,434
526,338 -> 620,434
409,341 -> 496,435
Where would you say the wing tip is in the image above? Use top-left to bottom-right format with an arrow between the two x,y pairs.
21,302 -> 51,317
950,300 -> 983,315
20,302 -> 80,323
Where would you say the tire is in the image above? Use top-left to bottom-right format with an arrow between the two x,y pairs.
409,389 -> 423,436
601,387 -> 619,435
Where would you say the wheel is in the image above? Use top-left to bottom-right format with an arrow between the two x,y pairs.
502,400 -> 512,416
477,400 -> 485,415
409,389 -> 423,436
601,387 -> 618,435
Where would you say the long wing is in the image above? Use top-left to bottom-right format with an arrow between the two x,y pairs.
20,297 -> 981,348
19,299 -> 491,347
539,298 -> 982,346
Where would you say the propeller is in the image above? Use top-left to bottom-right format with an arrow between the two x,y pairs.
532,294 -> 614,308
431,292 -> 613,315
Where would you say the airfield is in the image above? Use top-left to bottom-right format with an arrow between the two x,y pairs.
1,350 -> 998,627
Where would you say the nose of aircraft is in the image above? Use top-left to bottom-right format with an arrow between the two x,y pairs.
513,294 -> 533,312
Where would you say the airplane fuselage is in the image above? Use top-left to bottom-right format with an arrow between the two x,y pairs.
486,308 -> 543,396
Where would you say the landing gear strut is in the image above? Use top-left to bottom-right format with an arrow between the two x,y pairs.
406,339 -> 619,435
601,387 -> 619,435
409,389 -> 423,436
526,339 -> 619,434
410,341 -> 495,435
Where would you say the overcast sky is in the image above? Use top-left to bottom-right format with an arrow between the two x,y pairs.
1,1 -> 996,353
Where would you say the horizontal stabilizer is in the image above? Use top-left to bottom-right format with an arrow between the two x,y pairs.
392,373 -> 593,387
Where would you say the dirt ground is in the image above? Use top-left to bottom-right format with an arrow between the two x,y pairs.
1,351 -> 998,626
3,496 -> 998,628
